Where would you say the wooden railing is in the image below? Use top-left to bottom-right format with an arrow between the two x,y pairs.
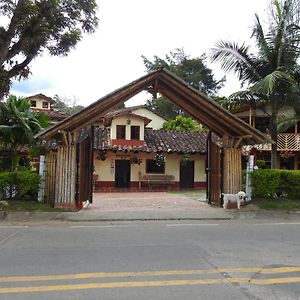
255,133 -> 300,151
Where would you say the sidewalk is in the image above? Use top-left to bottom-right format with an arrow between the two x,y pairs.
1,191 -> 300,222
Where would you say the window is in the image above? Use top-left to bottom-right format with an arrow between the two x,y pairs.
146,159 -> 165,174
42,101 -> 49,109
131,126 -> 140,140
30,100 -> 36,107
116,125 -> 126,139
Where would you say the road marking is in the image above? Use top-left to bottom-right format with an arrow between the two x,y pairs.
0,226 -> 28,228
0,230 -> 23,245
253,222 -> 300,226
1,277 -> 300,294
166,223 -> 219,227
0,266 -> 299,283
70,225 -> 132,228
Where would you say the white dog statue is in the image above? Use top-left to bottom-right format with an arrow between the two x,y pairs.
222,191 -> 246,209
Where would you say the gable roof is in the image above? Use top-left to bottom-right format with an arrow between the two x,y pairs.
37,68 -> 269,145
104,105 -> 167,121
92,128 -> 207,154
103,111 -> 152,126
27,93 -> 56,104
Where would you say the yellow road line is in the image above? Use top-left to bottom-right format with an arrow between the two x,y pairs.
0,266 -> 299,283
0,277 -> 300,294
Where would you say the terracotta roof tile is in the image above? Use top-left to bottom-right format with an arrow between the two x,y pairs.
93,127 -> 207,154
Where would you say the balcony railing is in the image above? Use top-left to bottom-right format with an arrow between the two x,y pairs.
255,133 -> 300,151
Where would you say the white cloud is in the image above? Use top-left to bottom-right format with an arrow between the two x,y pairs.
11,0 -> 270,107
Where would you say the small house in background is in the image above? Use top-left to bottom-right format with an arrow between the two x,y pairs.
233,104 -> 300,170
88,106 -> 207,192
27,93 -> 67,124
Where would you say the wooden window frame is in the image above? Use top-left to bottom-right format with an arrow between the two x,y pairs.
146,159 -> 165,174
116,125 -> 126,139
42,101 -> 49,109
131,125 -> 140,140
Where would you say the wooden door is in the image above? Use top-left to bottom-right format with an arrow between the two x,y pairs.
206,132 -> 222,206
115,160 -> 131,188
180,160 -> 194,189
76,127 -> 94,206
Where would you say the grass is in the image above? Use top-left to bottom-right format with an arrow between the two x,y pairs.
0,200 -> 65,212
254,198 -> 300,210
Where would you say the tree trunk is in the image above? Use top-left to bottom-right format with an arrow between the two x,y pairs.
270,113 -> 278,169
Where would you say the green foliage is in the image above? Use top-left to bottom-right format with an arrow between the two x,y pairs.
162,116 -> 203,132
53,95 -> 84,116
285,171 -> 300,199
251,169 -> 300,199
0,171 -> 40,200
256,160 -> 266,169
143,48 -> 224,119
211,0 -> 300,168
251,169 -> 282,197
0,0 -> 98,98
0,96 -> 46,170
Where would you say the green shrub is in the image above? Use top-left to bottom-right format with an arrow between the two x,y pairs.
256,160 -> 266,169
0,171 -> 40,200
251,169 -> 282,198
285,171 -> 300,199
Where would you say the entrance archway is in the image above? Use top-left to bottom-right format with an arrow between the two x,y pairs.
38,69 -> 268,208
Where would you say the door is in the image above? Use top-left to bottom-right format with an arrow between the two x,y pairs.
206,132 -> 222,206
180,160 -> 194,189
115,160 -> 131,188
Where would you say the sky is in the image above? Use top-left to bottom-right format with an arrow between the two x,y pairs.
11,0 -> 271,107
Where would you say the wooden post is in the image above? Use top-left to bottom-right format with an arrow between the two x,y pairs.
53,144 -> 77,208
223,147 -> 242,194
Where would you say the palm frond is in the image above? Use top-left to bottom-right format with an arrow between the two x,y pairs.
211,41 -> 263,84
251,70 -> 294,95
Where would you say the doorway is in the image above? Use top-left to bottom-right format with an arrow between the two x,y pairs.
115,160 -> 131,188
180,160 -> 194,189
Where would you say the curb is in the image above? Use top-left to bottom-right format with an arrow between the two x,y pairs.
63,217 -> 233,222
0,211 -> 62,222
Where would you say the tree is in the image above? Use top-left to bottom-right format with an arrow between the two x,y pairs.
53,95 -> 84,116
0,0 -> 98,99
211,0 -> 300,168
162,115 -> 204,132
142,48 -> 224,119
0,95 -> 47,170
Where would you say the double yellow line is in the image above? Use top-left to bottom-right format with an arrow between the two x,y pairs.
0,266 -> 299,294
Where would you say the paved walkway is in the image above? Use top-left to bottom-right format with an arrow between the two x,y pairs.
63,192 -> 233,221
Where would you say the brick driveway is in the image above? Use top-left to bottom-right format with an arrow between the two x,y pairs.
92,192 -> 208,211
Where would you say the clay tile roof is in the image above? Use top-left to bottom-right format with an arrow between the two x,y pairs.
93,127 -> 207,154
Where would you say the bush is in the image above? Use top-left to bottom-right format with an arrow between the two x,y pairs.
250,169 -> 300,200
285,171 -> 300,199
251,169 -> 282,198
0,171 -> 40,200
256,160 -> 266,169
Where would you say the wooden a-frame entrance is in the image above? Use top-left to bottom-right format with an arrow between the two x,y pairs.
38,68 -> 268,208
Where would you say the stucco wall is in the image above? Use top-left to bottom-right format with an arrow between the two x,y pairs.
93,151 -> 206,184
111,115 -> 145,140
30,97 -> 51,110
133,108 -> 166,129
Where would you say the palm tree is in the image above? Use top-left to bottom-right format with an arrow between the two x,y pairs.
211,0 -> 300,168
0,96 -> 47,170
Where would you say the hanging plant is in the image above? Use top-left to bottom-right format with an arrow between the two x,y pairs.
98,150 -> 107,161
130,156 -> 142,165
180,153 -> 190,166
154,153 -> 165,167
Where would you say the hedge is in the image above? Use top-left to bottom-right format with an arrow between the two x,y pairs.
249,169 -> 300,199
0,171 -> 41,200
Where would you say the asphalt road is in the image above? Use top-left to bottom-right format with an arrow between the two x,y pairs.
0,220 -> 300,299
